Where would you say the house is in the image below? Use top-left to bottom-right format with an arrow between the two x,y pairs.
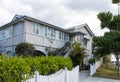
0,15 -> 94,64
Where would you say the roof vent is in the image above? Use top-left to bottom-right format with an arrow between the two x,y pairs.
11,14 -> 23,22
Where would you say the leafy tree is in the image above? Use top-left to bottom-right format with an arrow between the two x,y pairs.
97,12 -> 120,67
97,11 -> 112,29
15,42 -> 35,57
94,1 -> 120,74
112,0 -> 120,4
97,12 -> 120,31
94,30 -> 120,74
70,42 -> 86,68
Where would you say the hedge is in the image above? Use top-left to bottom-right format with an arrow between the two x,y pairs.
0,56 -> 73,82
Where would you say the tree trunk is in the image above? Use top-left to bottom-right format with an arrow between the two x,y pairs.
115,54 -> 120,74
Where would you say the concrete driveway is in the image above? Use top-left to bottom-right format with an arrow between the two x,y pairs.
80,71 -> 120,82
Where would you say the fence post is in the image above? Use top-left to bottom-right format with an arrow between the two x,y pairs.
65,67 -> 68,82
90,64 -> 92,76
35,71 -> 39,82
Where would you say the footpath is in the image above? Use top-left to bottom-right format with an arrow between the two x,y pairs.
80,71 -> 120,82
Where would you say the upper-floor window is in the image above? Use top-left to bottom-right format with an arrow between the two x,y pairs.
59,31 -> 69,41
33,23 -> 40,34
2,30 -> 5,38
0,27 -> 13,40
45,26 -> 48,36
14,22 -> 23,35
59,31 -> 62,40
45,26 -> 56,38
9,27 -> 12,36
77,35 -> 84,41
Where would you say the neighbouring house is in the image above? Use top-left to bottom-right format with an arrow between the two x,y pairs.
0,15 -> 94,65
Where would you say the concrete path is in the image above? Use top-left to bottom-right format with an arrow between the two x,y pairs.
80,71 -> 120,82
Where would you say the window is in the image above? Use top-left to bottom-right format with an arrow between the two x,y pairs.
84,39 -> 88,46
77,35 -> 84,41
64,33 -> 67,41
9,27 -> 13,37
45,26 -> 56,38
48,27 -> 51,37
59,31 -> 62,40
0,30 -> 3,40
59,31 -> 69,41
51,29 -> 55,38
62,32 -> 64,40
5,29 -> 9,38
14,23 -> 23,35
0,26 -> 13,40
2,30 -> 5,38
67,34 -> 69,41
45,26 -> 48,36
33,23 -> 40,34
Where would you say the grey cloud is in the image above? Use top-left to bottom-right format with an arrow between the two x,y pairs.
17,0 -> 70,27
0,0 -> 114,36
65,0 -> 111,12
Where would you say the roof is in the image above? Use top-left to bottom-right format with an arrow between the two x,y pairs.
0,15 -> 94,36
23,15 -> 70,33
11,14 -> 23,21
0,15 -> 69,33
0,17 -> 24,30
69,31 -> 86,36
67,23 -> 95,37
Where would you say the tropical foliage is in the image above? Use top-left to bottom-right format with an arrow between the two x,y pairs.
93,0 -> 120,74
97,12 -> 120,31
15,42 -> 35,57
70,42 -> 86,67
112,0 -> 120,4
0,56 -> 73,82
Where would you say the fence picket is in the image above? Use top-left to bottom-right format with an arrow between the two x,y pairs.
90,58 -> 103,76
24,66 -> 80,82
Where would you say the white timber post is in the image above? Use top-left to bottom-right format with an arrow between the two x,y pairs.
65,67 -> 68,82
35,71 -> 39,82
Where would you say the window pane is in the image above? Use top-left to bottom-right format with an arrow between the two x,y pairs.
64,33 -> 66,41
9,28 -> 12,36
59,31 -> 61,39
33,23 -> 40,34
33,23 -> 35,33
36,24 -> 39,34
62,32 -> 64,40
45,26 -> 48,36
53,29 -> 56,38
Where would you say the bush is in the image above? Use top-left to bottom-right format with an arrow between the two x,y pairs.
0,56 -> 73,82
15,42 -> 35,57
0,56 -> 31,82
88,57 -> 100,65
70,42 -> 86,67
103,55 -> 111,64
88,57 -> 96,65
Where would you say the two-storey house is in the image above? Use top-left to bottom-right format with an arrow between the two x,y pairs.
0,15 -> 94,65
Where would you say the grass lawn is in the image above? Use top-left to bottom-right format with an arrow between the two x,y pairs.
93,64 -> 120,80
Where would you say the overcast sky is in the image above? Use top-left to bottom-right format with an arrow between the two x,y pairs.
0,0 -> 118,36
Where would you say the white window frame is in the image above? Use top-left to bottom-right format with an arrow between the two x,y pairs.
45,26 -> 56,39
33,23 -> 40,34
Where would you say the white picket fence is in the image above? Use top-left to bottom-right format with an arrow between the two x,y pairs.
90,58 -> 102,76
24,66 -> 80,82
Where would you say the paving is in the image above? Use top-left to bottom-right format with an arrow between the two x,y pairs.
79,71 -> 120,82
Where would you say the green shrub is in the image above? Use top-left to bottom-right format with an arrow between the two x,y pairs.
88,57 -> 96,65
70,42 -> 86,67
15,42 -> 35,57
0,56 -> 31,82
88,57 -> 100,65
103,55 -> 111,64
0,56 -> 73,82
